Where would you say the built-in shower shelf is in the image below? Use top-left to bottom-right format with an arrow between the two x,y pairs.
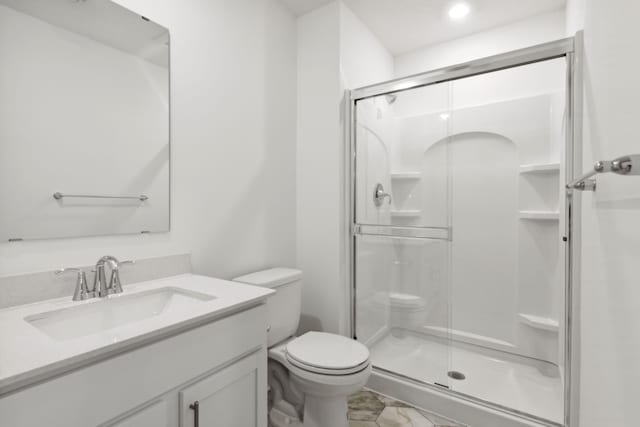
390,210 -> 421,217
518,313 -> 559,332
518,210 -> 559,220
519,163 -> 560,174
390,172 -> 421,180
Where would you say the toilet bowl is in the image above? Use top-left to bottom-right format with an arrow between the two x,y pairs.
269,333 -> 371,427
233,268 -> 371,427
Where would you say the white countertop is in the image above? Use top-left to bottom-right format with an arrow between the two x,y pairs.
0,274 -> 273,395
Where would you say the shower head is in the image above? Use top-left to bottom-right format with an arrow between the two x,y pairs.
385,94 -> 397,105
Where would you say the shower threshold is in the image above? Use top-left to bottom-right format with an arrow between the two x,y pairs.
367,329 -> 563,425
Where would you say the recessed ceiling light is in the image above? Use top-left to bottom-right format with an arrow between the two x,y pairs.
449,3 -> 470,20
440,113 -> 450,120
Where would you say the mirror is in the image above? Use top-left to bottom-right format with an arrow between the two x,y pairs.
0,0 -> 170,241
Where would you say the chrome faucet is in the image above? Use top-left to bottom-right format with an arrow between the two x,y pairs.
93,256 -> 133,297
56,256 -> 134,301
93,255 -> 117,297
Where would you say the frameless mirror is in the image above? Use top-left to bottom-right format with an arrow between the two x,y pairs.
0,0 -> 170,241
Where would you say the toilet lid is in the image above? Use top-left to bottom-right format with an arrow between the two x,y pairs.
285,332 -> 370,372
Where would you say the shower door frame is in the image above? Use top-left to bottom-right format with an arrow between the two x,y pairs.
346,35 -> 582,427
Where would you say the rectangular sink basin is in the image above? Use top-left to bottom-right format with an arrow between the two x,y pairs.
25,287 -> 215,341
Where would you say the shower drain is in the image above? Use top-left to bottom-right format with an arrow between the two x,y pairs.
447,371 -> 466,380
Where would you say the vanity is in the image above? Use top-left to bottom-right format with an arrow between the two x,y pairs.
0,274 -> 273,427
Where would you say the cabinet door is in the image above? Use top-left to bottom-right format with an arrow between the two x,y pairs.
106,400 -> 170,427
180,351 -> 266,427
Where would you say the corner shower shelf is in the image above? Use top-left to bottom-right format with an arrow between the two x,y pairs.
518,313 -> 559,333
518,210 -> 559,220
519,163 -> 560,174
390,210 -> 421,218
390,172 -> 421,180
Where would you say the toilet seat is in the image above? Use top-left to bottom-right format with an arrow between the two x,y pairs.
286,353 -> 370,376
285,332 -> 370,376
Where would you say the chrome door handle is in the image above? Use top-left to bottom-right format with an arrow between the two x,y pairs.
374,183 -> 392,207
189,401 -> 200,427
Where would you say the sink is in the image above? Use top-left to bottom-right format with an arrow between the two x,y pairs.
25,287 -> 215,341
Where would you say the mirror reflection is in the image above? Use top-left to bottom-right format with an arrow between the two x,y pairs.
0,0 -> 170,241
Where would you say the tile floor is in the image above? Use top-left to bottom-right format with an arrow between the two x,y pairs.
348,390 -> 466,427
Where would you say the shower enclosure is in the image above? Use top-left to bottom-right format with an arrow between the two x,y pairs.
348,38 -> 578,427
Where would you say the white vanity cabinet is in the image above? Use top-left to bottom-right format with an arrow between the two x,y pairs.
0,305 -> 268,427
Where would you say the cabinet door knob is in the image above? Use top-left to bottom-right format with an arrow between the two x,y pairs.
189,401 -> 200,427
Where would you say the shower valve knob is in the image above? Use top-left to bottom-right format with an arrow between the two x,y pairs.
374,183 -> 392,207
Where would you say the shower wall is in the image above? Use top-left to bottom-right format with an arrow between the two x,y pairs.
356,58 -> 566,365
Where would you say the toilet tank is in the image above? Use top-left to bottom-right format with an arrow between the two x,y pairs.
233,268 -> 302,347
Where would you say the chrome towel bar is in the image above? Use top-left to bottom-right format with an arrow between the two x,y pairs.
567,154 -> 640,192
53,192 -> 148,201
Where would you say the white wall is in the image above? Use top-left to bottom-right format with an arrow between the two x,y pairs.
565,0 -> 585,36
339,2 -> 393,89
0,0 -> 297,281
296,2 -> 342,334
570,1 -> 640,426
395,10 -> 566,78
296,1 -> 393,335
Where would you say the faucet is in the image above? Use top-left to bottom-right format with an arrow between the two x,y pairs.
56,256 -> 134,301
93,256 -> 133,297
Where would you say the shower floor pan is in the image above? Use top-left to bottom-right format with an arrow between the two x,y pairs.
368,330 -> 563,424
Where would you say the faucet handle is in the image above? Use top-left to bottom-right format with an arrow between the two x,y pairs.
108,259 -> 135,294
55,267 -> 81,275
56,268 -> 91,301
104,258 -> 134,269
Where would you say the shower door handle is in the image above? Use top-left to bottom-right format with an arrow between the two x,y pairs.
374,183 -> 392,206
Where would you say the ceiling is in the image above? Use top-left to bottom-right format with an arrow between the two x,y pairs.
281,0 -> 566,56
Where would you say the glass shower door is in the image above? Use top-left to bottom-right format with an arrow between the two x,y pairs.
442,58 -> 567,423
353,82 -> 453,389
350,42 -> 572,424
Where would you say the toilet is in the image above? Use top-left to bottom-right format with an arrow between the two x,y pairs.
233,268 -> 371,427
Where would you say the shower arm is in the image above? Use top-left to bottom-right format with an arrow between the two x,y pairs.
567,154 -> 640,192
